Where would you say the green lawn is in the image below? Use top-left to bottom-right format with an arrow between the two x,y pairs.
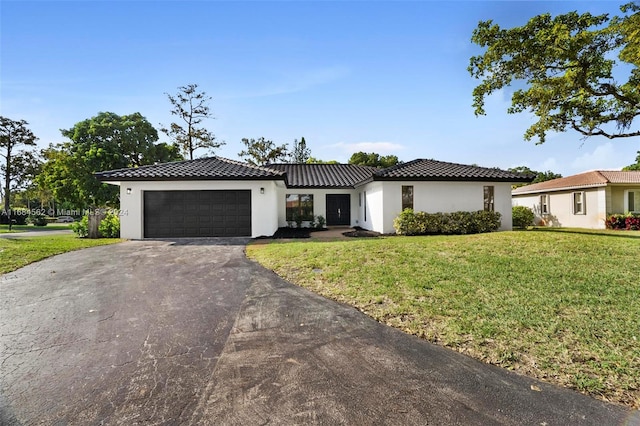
0,224 -> 73,233
247,228 -> 640,408
0,234 -> 122,274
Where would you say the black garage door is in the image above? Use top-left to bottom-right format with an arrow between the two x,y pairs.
143,190 -> 251,238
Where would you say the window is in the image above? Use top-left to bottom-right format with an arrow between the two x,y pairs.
286,194 -> 314,221
572,191 -> 585,215
364,191 -> 367,222
626,190 -> 640,213
540,194 -> 549,214
402,185 -> 414,211
483,186 -> 494,212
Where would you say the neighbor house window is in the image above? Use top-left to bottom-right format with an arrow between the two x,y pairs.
626,190 -> 640,213
540,194 -> 550,214
572,191 -> 585,215
402,185 -> 414,211
286,194 -> 314,221
483,186 -> 494,212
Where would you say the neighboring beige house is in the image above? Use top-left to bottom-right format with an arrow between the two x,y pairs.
512,170 -> 640,229
96,157 -> 532,239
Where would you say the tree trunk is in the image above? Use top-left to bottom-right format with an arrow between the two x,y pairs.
4,146 -> 12,230
88,211 -> 105,239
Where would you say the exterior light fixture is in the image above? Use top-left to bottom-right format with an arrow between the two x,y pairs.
126,188 -> 132,195
260,187 -> 265,194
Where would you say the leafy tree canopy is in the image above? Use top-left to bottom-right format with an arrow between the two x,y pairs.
289,137 -> 311,163
38,111 -> 182,207
161,83 -> 224,159
469,2 -> 640,143
1,117 -> 39,216
238,137 -> 288,166
348,151 -> 400,168
623,151 -> 640,170
508,166 -> 562,187
305,157 -> 340,164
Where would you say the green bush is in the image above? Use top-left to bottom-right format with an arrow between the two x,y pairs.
512,206 -> 535,229
71,212 -> 120,238
98,212 -> 120,238
315,215 -> 326,229
71,215 -> 89,237
29,214 -> 48,226
394,209 -> 502,236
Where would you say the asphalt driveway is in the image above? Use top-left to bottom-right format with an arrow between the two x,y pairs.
1,239 -> 637,425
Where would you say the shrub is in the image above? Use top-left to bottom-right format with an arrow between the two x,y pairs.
29,214 -> 48,226
512,206 -> 535,229
315,215 -> 326,229
394,209 -> 502,236
0,209 -> 28,225
98,212 -> 120,238
71,215 -> 89,237
605,213 -> 640,230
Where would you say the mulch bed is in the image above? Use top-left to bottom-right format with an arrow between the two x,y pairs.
342,228 -> 381,238
270,227 -> 326,239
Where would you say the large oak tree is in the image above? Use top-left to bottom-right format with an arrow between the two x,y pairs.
469,3 -> 639,143
38,112 -> 182,207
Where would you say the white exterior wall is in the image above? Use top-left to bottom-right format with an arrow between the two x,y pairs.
512,187 -> 607,229
360,181 -> 514,234
275,187 -> 361,228
358,181 -> 384,232
114,180 -> 280,239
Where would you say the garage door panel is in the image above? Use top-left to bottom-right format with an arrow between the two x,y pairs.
144,190 -> 252,238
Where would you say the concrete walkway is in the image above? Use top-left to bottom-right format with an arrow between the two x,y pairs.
1,239 -> 637,425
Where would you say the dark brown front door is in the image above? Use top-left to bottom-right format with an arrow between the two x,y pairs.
326,194 -> 350,226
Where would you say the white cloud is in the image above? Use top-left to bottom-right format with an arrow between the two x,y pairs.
570,142 -> 623,172
538,157 -> 559,172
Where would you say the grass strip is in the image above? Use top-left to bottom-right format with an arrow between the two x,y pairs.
0,234 -> 122,275
247,228 -> 640,408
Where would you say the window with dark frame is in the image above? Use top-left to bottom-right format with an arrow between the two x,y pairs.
364,191 -> 367,222
402,185 -> 414,211
627,190 -> 639,213
483,186 -> 494,212
286,194 -> 314,221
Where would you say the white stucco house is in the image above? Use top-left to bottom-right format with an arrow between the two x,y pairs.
512,170 -> 640,229
96,157 -> 533,239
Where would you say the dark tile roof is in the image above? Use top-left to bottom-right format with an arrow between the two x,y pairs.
512,170 -> 640,195
365,159 -> 534,183
266,163 -> 379,188
95,157 -> 286,181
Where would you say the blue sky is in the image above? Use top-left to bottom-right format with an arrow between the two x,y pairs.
2,1 -> 638,176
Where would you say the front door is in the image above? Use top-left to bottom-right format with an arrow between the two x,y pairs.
326,194 -> 351,226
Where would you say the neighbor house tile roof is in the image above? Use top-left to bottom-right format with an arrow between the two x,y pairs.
512,170 -> 640,195
95,157 -> 286,181
361,159 -> 534,183
266,163 -> 379,188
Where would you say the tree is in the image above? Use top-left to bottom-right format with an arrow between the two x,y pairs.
348,151 -> 400,168
508,166 -> 561,188
289,137 -> 311,163
38,112 -> 183,207
306,157 -> 340,164
238,137 -> 288,166
469,3 -> 640,143
623,151 -> 640,170
0,117 -> 38,227
161,83 -> 224,159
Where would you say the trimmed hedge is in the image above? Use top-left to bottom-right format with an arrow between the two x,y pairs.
393,209 -> 502,236
512,206 -> 535,229
605,213 -> 640,230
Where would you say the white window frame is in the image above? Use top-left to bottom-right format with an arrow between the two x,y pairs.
572,191 -> 586,215
540,194 -> 550,214
624,190 -> 640,213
